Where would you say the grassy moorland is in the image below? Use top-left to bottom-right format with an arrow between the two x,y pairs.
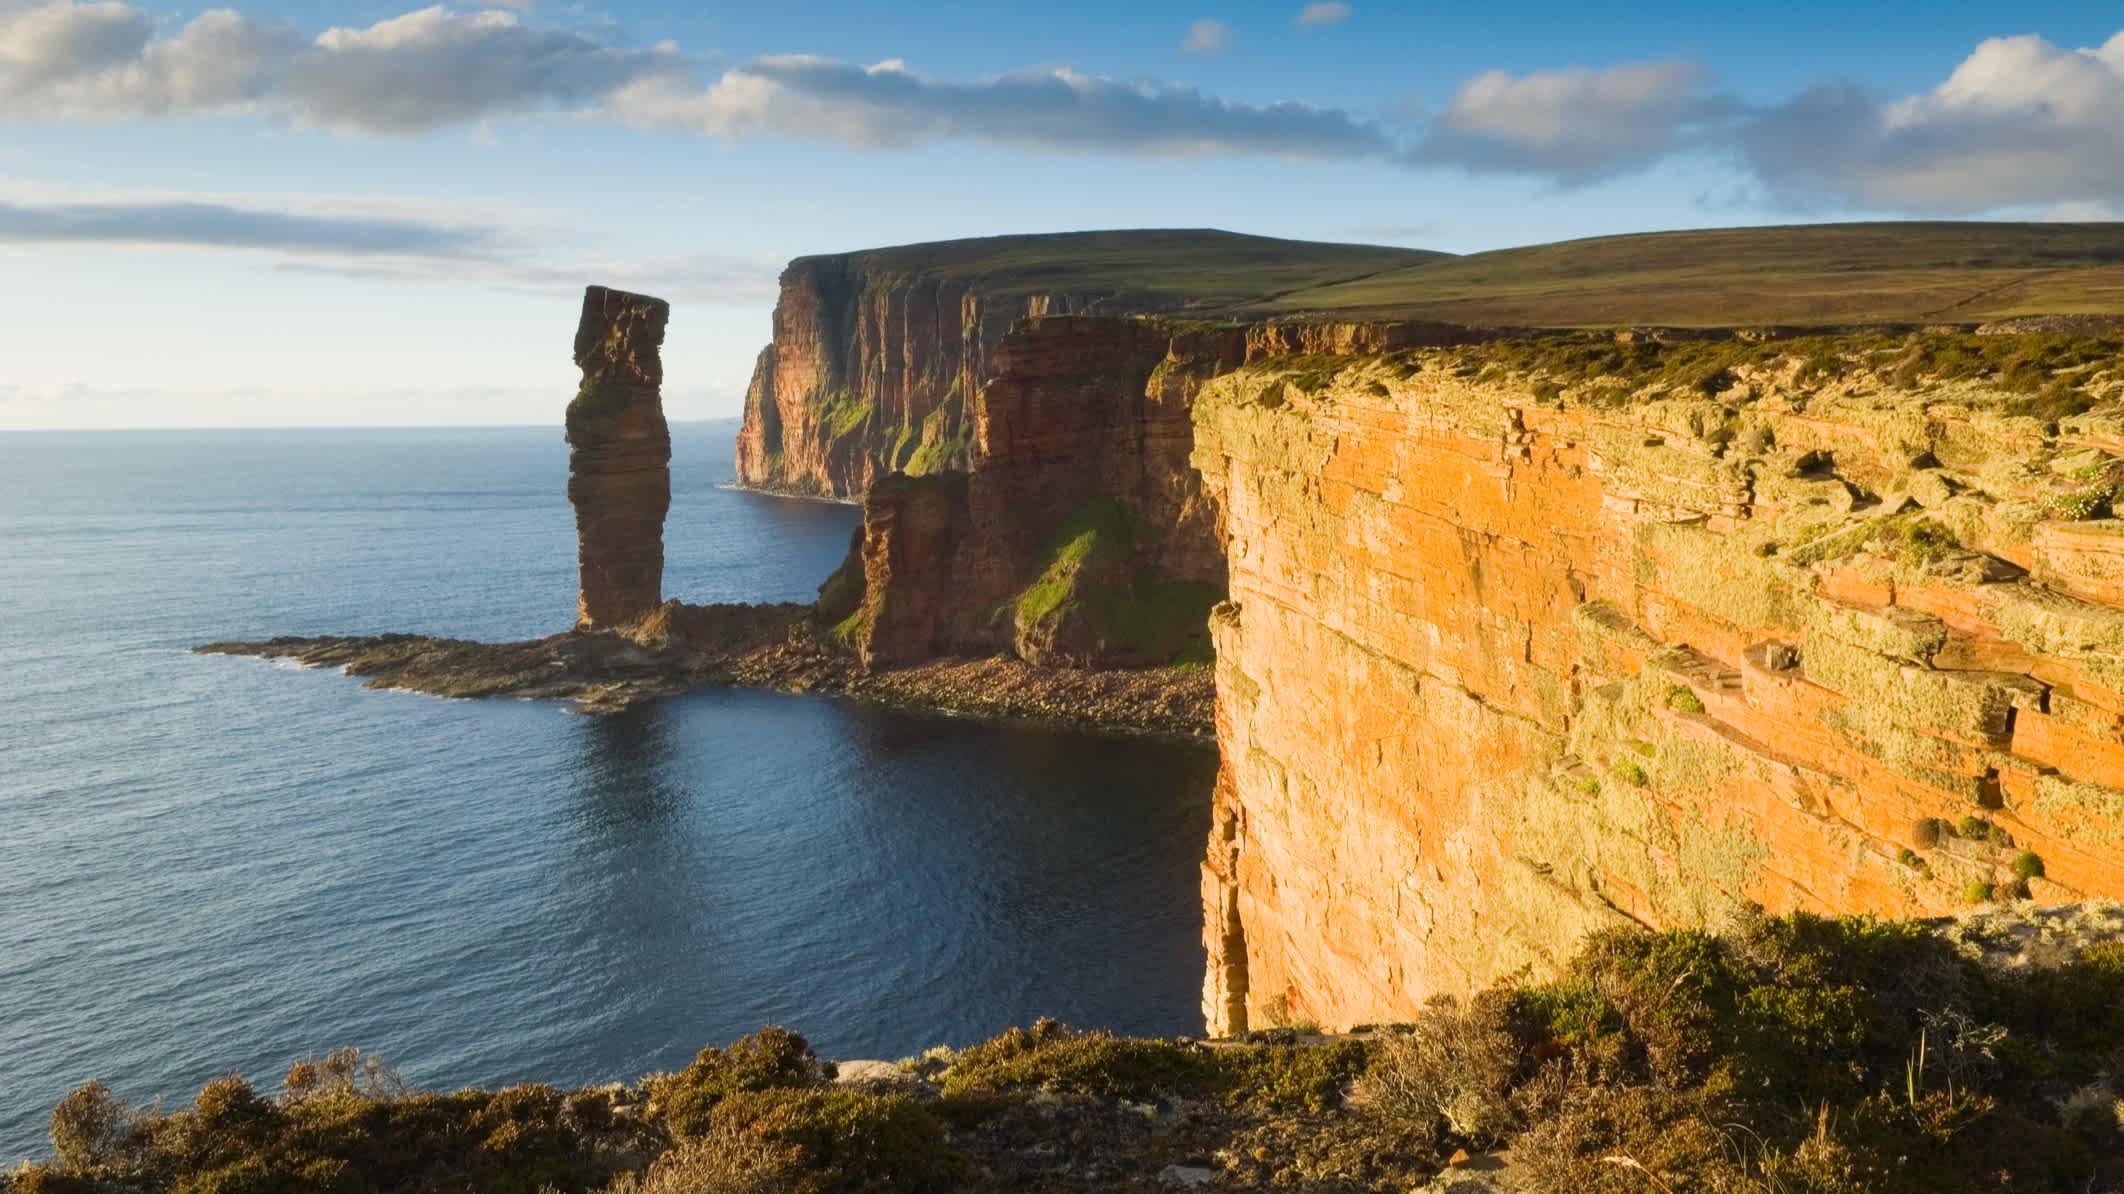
11,907 -> 2123,1193
788,222 -> 2124,330
790,229 -> 1442,310
1253,221 -> 2124,327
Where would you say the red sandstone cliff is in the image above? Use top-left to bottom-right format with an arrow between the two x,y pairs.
822,314 -> 1503,672
834,317 -> 1232,669
1191,337 -> 2124,1034
731,231 -> 1438,498
733,256 -> 1124,497
568,286 -> 671,629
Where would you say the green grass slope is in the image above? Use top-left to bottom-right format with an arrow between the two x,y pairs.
1261,221 -> 2124,327
791,228 -> 1443,311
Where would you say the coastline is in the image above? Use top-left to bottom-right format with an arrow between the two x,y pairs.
715,479 -> 863,507
197,604 -> 1213,741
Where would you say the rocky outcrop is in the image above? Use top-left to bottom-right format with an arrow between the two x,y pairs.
731,231 -> 1440,498
830,317 -> 1242,670
568,286 -> 671,629
825,314 -> 1513,673
1192,337 -> 2124,1034
734,256 -> 1159,497
196,605 -> 1212,736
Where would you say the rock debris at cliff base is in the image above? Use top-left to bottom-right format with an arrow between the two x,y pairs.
196,601 -> 1213,739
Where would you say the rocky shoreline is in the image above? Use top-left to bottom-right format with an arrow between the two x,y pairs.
196,600 -> 1214,740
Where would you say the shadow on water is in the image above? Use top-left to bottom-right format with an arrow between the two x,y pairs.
566,703 -> 688,833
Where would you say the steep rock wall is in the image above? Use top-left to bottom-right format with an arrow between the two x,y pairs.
1194,345 -> 2124,1034
835,316 -> 1496,671
734,257 -> 1151,497
846,317 -> 1235,669
567,285 -> 671,629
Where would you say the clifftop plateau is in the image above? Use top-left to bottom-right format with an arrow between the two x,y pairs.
735,222 -> 2124,502
734,230 -> 1437,497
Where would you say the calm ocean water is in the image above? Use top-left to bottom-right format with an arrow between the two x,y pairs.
0,421 -> 1215,1160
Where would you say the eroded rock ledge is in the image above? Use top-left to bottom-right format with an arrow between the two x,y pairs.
196,601 -> 1212,737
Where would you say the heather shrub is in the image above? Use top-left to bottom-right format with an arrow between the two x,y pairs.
48,1081 -> 148,1175
605,1117 -> 798,1194
647,1027 -> 834,1139
282,1048 -> 408,1107
938,1019 -> 1211,1101
1359,991 -> 1531,1146
706,1089 -> 970,1194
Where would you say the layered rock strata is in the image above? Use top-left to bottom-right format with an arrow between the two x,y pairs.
569,286 -> 672,629
731,233 -> 1440,498
1193,339 -> 2124,1034
734,256 -> 1148,497
830,317 -> 1231,669
827,315 -> 1504,672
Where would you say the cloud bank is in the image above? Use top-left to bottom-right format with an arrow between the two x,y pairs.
4,2 -> 2124,212
607,55 -> 1391,159
0,190 -> 779,301
0,195 -> 504,254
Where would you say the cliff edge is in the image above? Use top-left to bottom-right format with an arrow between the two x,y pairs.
733,230 -> 1437,497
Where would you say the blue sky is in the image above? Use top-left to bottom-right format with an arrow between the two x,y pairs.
3,0 -> 2122,429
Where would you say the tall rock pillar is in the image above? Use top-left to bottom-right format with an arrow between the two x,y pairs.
567,285 -> 672,629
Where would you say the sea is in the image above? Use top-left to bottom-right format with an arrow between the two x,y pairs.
0,420 -> 1216,1160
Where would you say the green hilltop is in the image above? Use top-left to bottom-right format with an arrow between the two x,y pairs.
788,228 -> 1441,310
798,222 -> 2124,328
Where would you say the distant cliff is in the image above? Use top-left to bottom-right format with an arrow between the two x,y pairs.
732,230 -> 1437,498
734,223 -> 2124,500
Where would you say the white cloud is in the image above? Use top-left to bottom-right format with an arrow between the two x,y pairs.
1179,18 -> 1230,55
0,2 -> 680,129
0,3 -> 290,117
1415,59 -> 1734,183
1744,31 -> 2124,212
1294,3 -> 1350,28
609,55 -> 1393,160
288,6 -> 682,132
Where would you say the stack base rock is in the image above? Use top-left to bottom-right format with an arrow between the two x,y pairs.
568,286 -> 672,629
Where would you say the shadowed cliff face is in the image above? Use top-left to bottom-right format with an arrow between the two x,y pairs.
826,315 -> 1507,671
568,285 -> 671,629
734,256 -> 1138,498
831,317 -> 1236,671
1192,338 -> 2124,1035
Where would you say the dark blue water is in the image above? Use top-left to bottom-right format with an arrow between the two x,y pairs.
0,422 -> 1215,1160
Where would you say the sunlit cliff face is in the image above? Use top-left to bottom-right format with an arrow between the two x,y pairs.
1193,344 -> 2124,1033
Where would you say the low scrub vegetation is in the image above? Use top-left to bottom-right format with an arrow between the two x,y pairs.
13,911 -> 2124,1192
1448,330 -> 2124,421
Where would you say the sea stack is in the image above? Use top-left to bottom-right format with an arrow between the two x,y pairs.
567,285 -> 672,629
